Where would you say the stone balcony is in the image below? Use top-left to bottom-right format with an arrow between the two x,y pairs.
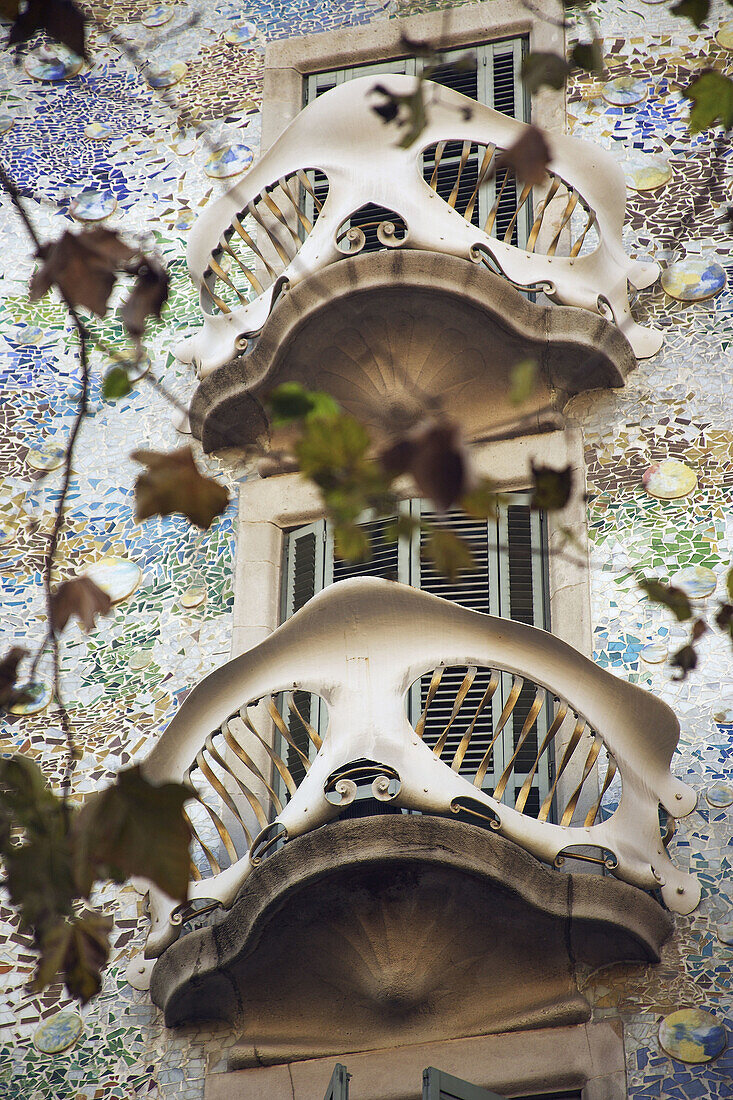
128,580 -> 698,1050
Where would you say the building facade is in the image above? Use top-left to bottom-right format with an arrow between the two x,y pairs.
0,1 -> 731,1098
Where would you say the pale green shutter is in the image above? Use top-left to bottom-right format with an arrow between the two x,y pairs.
423,1067 -> 505,1100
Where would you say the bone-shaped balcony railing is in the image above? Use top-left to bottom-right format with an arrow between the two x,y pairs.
177,74 -> 663,377
128,579 -> 698,988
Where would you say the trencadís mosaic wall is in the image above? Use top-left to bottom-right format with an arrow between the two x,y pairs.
0,1 -> 731,1097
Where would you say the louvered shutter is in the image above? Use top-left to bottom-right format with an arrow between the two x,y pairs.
280,521 -> 327,785
304,40 -> 528,250
422,1067 -> 505,1100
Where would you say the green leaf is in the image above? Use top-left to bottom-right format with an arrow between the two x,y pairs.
670,0 -> 710,28
423,528 -> 475,581
521,52 -> 571,94
509,358 -> 537,405
333,523 -> 370,563
73,766 -> 192,901
530,463 -> 572,511
4,835 -> 76,932
461,477 -> 499,519
0,755 -> 65,839
638,579 -> 692,622
685,71 -> 733,133
102,365 -> 132,400
671,643 -> 698,680
268,383 -> 340,426
34,912 -> 112,1004
571,40 -> 604,74
726,565 -> 733,602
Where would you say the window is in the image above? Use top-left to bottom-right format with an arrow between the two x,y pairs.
303,39 -> 531,251
281,496 -> 553,815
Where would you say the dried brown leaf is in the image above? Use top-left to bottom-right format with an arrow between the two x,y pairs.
51,576 -> 112,634
30,229 -> 136,317
0,646 -> 28,707
380,419 -> 471,511
119,260 -> 169,337
496,126 -> 552,186
6,0 -> 87,58
132,446 -> 230,530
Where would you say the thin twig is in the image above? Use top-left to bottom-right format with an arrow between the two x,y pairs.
0,162 -> 88,808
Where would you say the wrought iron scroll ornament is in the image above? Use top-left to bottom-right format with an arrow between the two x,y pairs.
128,580 -> 698,990
177,74 -> 662,378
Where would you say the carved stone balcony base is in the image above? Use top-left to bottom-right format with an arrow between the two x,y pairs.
188,250 -> 636,455
150,816 -> 672,1053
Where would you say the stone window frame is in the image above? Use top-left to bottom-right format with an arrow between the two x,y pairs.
260,0 -> 566,152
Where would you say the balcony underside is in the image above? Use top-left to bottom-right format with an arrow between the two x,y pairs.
151,815 -> 672,1053
189,250 -> 636,455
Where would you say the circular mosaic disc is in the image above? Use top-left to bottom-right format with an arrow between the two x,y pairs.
716,21 -> 733,49
640,642 -> 668,664
8,681 -> 52,716
85,556 -> 141,604
224,22 -> 257,45
172,208 -> 195,231
17,325 -> 45,345
69,188 -> 117,222
24,47 -> 83,82
84,121 -> 113,140
602,77 -> 648,107
713,706 -> 733,725
204,143 -> 254,178
34,1010 -> 83,1054
643,459 -> 697,500
27,445 -> 66,472
661,258 -> 726,302
659,1009 -> 727,1064
129,650 -> 153,671
706,782 -> 733,808
716,912 -> 733,945
147,61 -> 187,88
0,112 -> 15,134
141,4 -> 173,26
180,585 -> 207,609
670,565 -> 717,600
625,156 -> 672,192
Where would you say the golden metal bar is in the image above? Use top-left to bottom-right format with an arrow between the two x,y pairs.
224,717 -> 284,816
230,214 -> 279,279
187,765 -> 239,863
484,168 -> 511,237
493,687 -> 545,802
415,667 -> 444,740
433,666 -> 477,758
189,858 -> 202,882
279,174 -> 313,234
515,700 -> 568,814
262,188 -> 301,248
502,181 -> 532,246
547,189 -> 579,256
428,140 -> 446,190
268,697 -> 311,772
526,177 -> 560,254
219,239 -> 265,295
538,713 -> 586,822
560,735 -> 602,826
464,144 -> 496,224
451,671 -> 499,771
241,703 -> 298,798
474,676 -> 524,788
287,693 -> 323,750
208,254 -> 250,305
201,276 -> 231,314
569,209 -> 597,258
584,753 -> 617,827
296,169 -> 324,212
247,198 -> 293,268
196,747 -> 249,838
205,732 -> 258,843
184,805 -> 221,876
447,140 -> 472,210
